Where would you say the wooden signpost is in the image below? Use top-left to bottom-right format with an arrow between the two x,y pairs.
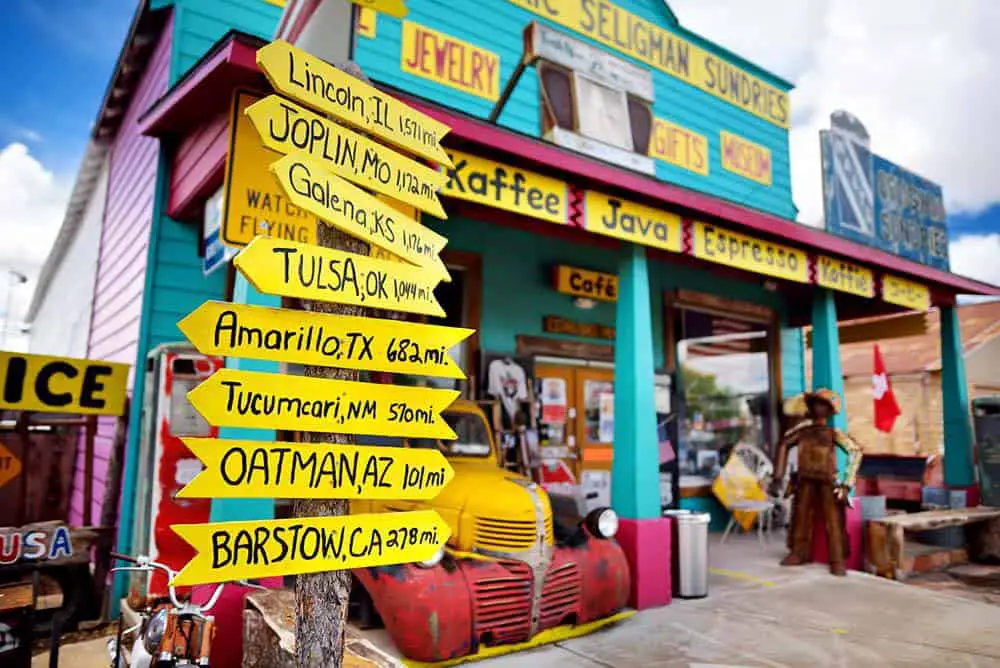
171,40 -> 467,667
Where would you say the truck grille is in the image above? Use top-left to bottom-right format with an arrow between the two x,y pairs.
470,563 -> 532,644
539,562 -> 581,629
470,560 -> 582,646
474,516 -> 553,552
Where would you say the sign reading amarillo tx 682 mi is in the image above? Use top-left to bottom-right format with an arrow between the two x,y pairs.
170,511 -> 450,586
234,236 -> 446,316
177,439 -> 454,500
179,301 -> 472,379
1,351 -> 129,415
187,368 -> 459,439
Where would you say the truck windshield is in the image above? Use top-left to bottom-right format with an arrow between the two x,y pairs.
410,411 -> 493,458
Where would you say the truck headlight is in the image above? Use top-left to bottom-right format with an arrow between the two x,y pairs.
586,508 -> 619,539
416,547 -> 444,568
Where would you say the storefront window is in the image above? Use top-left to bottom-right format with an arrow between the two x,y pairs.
582,378 -> 614,444
677,309 -> 775,488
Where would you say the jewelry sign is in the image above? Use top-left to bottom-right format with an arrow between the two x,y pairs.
171,41 -> 468,587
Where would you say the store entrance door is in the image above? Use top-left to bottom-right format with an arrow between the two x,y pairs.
536,364 -> 614,505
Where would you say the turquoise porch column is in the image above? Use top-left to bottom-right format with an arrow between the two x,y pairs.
811,288 -> 847,432
611,244 -> 660,519
209,274 -> 279,523
940,305 -> 975,488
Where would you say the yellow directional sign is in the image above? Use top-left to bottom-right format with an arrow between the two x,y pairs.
178,301 -> 472,378
187,368 -> 460,438
349,0 -> 408,19
270,153 -> 449,282
233,236 -> 445,317
256,40 -> 446,165
177,438 -> 455,500
245,95 -> 447,218
170,510 -> 450,586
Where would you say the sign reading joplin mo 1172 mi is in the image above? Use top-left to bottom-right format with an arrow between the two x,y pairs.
170,39 -> 467,587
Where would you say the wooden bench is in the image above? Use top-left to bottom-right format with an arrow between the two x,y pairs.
866,507 -> 1000,580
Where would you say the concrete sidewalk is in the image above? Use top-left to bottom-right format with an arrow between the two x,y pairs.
37,533 -> 1000,666
478,533 -> 1000,667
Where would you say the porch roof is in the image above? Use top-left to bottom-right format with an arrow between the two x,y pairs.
138,32 -> 1000,306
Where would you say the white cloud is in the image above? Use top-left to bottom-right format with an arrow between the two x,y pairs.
949,233 -> 1000,286
670,0 -> 1000,223
0,142 -> 71,350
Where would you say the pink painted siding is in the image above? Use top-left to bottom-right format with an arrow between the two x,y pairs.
167,107 -> 228,218
74,18 -> 174,527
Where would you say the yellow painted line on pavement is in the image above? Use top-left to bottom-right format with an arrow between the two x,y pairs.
709,567 -> 777,588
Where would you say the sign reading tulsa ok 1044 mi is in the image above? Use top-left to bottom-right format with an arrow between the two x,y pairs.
171,510 -> 449,586
234,236 -> 445,317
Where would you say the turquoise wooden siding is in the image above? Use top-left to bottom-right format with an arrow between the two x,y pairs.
152,0 -> 283,83
425,215 -> 794,372
780,327 -> 806,398
354,0 -> 795,219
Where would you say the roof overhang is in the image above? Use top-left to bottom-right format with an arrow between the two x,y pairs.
138,31 -> 266,138
393,90 -> 999,301
137,32 -> 1000,304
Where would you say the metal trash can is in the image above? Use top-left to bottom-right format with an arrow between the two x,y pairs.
663,509 -> 690,597
675,512 -> 711,599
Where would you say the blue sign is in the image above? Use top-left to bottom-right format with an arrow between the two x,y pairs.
821,126 -> 949,271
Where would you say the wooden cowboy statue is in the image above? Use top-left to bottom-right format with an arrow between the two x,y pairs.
770,388 -> 862,576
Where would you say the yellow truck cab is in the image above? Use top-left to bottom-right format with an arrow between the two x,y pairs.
350,400 -> 630,664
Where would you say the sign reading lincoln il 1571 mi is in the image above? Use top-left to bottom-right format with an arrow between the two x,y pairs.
177,439 -> 454,500
0,351 -> 129,416
245,95 -> 447,218
170,510 -> 450,586
255,40 -> 446,164
234,236 -> 445,317
187,368 -> 459,439
270,152 -> 449,282
179,301 -> 472,379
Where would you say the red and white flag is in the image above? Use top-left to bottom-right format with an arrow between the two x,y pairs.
872,344 -> 901,433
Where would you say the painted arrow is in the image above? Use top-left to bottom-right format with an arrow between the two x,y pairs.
170,510 -> 450,586
245,95 -> 447,219
177,438 -> 455,500
270,152 -> 450,282
186,368 -> 460,439
233,236 -> 446,317
178,301 -> 472,379
256,40 -> 447,164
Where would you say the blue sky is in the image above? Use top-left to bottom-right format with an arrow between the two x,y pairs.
0,0 -> 135,176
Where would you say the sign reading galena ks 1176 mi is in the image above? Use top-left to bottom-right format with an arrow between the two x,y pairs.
820,111 -> 949,270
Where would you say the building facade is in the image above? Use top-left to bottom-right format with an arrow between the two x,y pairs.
32,0 -> 1000,647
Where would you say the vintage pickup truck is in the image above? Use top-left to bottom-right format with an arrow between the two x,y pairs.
351,400 -> 630,664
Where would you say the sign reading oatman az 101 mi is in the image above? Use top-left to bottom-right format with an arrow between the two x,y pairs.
820,110 -> 949,271
169,39 -> 468,587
